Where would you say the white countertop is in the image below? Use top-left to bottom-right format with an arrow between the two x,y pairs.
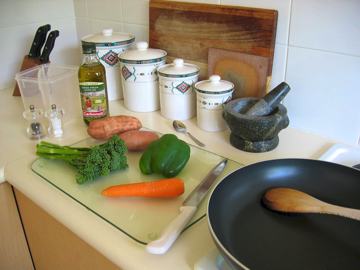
1,87 -> 339,269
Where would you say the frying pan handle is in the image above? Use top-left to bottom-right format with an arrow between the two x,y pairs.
146,205 -> 197,255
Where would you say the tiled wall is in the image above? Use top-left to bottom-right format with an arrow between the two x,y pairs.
74,0 -> 149,44
0,0 -> 79,90
286,0 -> 360,146
73,0 -> 360,145
1,0 -> 359,145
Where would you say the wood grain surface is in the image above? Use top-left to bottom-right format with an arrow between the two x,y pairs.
14,189 -> 122,270
149,0 -> 277,80
13,56 -> 43,96
208,48 -> 269,98
0,183 -> 34,270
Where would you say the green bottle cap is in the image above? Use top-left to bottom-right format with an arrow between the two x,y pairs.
81,42 -> 96,54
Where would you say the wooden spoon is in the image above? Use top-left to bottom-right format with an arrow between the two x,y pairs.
262,187 -> 360,221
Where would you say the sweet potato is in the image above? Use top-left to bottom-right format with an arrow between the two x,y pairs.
118,130 -> 159,151
87,115 -> 142,140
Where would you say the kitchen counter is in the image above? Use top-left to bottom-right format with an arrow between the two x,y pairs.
1,87 -> 337,269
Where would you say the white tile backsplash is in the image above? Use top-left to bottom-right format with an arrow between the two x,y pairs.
0,0 -> 79,90
269,44 -> 287,90
123,23 -> 149,43
0,0 -> 75,28
87,0 -> 122,21
220,0 -> 291,45
75,18 -> 92,41
1,22 -> 79,88
49,19 -> 80,66
290,0 -> 360,56
1,0 -> 359,145
73,0 -> 88,18
285,46 -> 360,144
122,0 -> 149,25
0,23 -> 36,90
90,20 -> 124,34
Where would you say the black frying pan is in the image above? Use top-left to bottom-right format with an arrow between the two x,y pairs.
207,159 -> 360,270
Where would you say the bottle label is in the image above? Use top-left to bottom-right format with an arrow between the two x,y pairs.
80,82 -> 108,119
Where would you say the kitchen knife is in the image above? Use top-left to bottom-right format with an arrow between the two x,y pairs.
13,24 -> 51,96
146,159 -> 228,255
39,30 -> 60,63
28,24 -> 51,58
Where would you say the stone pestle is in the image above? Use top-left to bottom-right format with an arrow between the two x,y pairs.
245,82 -> 291,117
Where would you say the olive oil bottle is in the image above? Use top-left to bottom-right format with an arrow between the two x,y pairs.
78,42 -> 109,125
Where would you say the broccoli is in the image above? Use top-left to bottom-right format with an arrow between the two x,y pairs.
36,135 -> 128,184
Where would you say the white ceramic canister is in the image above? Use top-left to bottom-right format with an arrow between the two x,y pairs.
81,29 -> 135,101
157,58 -> 200,120
194,75 -> 234,132
118,42 -> 167,112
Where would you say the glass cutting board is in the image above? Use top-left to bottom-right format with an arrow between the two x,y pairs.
32,136 -> 243,244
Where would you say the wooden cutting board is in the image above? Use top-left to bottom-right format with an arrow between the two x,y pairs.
208,48 -> 270,98
149,0 -> 277,96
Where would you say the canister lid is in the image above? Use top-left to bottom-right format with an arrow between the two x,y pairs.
195,75 -> 234,94
118,42 -> 167,63
81,29 -> 135,46
157,59 -> 199,78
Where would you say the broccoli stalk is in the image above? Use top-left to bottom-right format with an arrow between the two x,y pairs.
36,135 -> 128,184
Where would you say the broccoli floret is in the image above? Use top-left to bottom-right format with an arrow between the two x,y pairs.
36,135 -> 128,184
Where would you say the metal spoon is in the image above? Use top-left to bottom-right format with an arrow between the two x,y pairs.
262,187 -> 360,221
172,120 -> 205,147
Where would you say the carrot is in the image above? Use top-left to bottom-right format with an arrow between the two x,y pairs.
101,178 -> 185,198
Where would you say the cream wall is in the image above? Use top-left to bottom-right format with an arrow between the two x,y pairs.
1,0 -> 359,146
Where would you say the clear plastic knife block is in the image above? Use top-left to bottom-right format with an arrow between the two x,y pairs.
15,63 -> 82,125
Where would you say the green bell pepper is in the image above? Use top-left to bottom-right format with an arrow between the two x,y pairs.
139,134 -> 190,177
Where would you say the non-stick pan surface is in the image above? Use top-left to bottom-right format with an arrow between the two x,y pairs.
208,159 -> 360,270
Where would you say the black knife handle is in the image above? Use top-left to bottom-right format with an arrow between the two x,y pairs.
40,30 -> 60,63
28,24 -> 51,58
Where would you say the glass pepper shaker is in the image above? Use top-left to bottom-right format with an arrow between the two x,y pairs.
45,104 -> 64,138
23,105 -> 46,140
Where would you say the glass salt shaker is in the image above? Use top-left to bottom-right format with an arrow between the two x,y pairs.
45,104 -> 64,138
23,105 -> 46,139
